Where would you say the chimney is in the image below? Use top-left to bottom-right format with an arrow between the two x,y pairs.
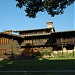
46,21 -> 53,28
4,30 -> 12,34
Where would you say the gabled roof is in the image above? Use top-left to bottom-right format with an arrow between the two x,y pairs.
51,30 -> 75,38
0,32 -> 24,39
54,30 -> 75,33
13,27 -> 55,33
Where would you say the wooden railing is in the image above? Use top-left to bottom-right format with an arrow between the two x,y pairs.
56,37 -> 75,44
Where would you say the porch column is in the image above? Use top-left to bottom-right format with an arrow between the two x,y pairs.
61,37 -> 63,58
73,45 -> 75,57
32,36 -> 34,56
63,47 -> 67,52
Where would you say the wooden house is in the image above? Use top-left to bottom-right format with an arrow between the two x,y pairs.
0,21 -> 75,58
0,30 -> 24,59
13,21 -> 55,56
14,22 -> 75,57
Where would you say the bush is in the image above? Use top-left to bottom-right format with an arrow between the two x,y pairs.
38,48 -> 52,58
56,51 -> 62,58
33,51 -> 42,58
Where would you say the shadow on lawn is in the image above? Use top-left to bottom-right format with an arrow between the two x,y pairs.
0,57 -> 75,71
0,58 -> 75,75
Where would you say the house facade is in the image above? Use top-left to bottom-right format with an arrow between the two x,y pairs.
0,21 -> 75,58
0,30 -> 24,58
14,21 -> 55,56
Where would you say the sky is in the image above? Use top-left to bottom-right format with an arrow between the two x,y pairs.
0,0 -> 75,32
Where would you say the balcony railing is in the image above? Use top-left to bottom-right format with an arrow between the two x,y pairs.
56,37 -> 75,44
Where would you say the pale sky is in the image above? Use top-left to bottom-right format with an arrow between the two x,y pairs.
0,0 -> 75,32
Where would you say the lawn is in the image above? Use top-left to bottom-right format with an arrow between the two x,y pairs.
0,72 -> 75,75
0,58 -> 75,75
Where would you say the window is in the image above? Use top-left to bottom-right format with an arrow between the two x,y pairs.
0,38 -> 9,44
0,49 -> 6,55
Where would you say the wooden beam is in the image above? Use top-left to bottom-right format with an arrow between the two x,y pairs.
61,37 -> 63,58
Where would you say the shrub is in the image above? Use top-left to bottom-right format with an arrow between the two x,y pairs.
38,48 -> 52,58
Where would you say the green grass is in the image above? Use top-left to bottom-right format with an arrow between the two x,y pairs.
0,58 -> 75,71
0,58 -> 75,75
0,72 -> 75,75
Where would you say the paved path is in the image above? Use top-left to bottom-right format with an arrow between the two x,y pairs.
0,70 -> 75,73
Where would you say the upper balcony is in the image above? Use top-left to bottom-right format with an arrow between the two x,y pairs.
13,27 -> 55,36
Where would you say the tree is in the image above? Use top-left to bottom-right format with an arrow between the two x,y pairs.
16,0 -> 75,18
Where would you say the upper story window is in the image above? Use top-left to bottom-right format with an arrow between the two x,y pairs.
0,38 -> 9,44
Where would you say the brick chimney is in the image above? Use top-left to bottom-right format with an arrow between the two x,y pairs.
46,21 -> 53,28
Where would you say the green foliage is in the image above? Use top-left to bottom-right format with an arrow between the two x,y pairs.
63,52 -> 69,58
33,51 -> 41,58
52,50 -> 75,58
16,0 -> 75,18
56,51 -> 62,58
38,48 -> 52,58
43,49 -> 52,57
39,50 -> 44,56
